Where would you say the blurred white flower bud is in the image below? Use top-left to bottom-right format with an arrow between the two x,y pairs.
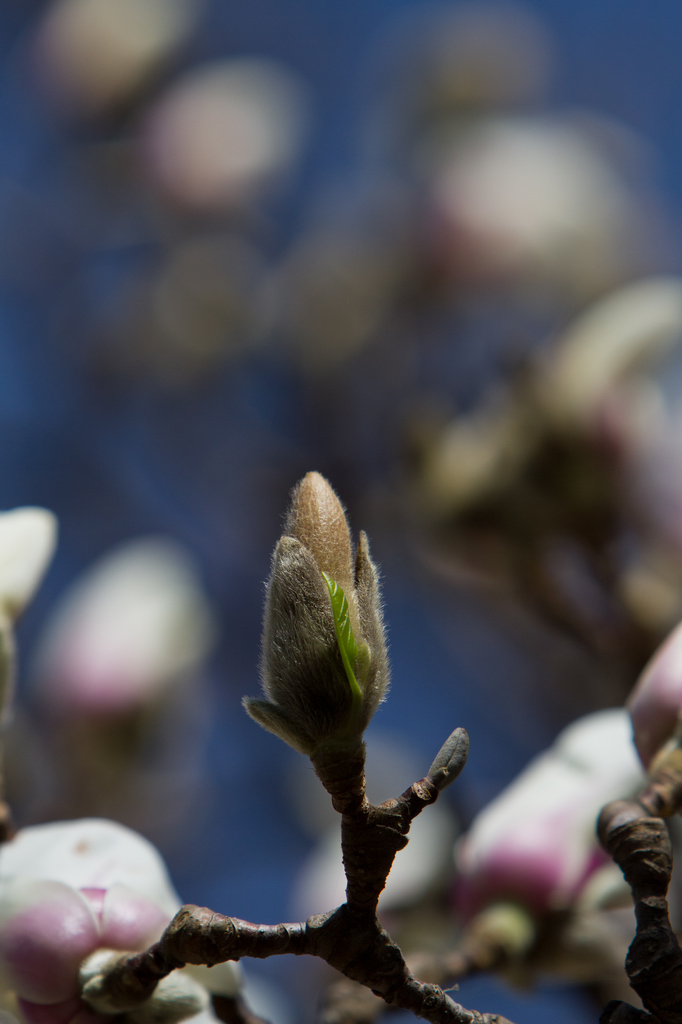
0,508 -> 57,624
33,538 -> 216,717
423,117 -> 649,301
455,709 -> 643,918
415,395 -> 532,517
33,0 -> 200,118
141,59 -> 309,212
108,235 -> 267,387
277,230 -> 406,372
0,507 -> 57,723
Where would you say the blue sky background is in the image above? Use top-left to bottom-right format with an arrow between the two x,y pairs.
0,2 -> 679,1021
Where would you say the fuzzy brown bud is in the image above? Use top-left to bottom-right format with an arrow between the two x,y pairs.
243,472 -> 389,755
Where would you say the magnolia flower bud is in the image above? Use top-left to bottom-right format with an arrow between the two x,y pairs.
244,472 -> 389,755
0,819 -> 240,1016
0,879 -> 99,1003
455,709 -> 643,919
627,618 -> 682,768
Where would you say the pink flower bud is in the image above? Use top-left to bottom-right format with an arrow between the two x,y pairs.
0,819 -> 242,1012
0,822 -> 176,1004
0,880 -> 98,1003
628,619 -> 682,767
0,819 -> 181,917
455,709 -> 642,918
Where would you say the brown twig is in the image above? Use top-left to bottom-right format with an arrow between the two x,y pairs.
319,944 -> 504,1024
80,731 -> 514,1024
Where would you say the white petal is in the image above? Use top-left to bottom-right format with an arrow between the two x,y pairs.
0,819 -> 181,918
555,707 -> 641,780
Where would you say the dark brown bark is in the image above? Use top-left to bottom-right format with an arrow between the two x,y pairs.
597,745 -> 682,1024
320,942 -> 506,1024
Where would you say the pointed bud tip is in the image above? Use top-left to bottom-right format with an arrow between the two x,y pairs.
287,472 -> 346,538
428,727 -> 469,791
298,471 -> 336,501
285,472 -> 353,593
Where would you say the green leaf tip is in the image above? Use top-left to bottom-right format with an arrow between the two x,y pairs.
322,573 -> 363,717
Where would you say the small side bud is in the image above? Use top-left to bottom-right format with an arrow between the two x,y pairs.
80,948 -> 209,1021
466,901 -> 535,961
428,728 -> 469,791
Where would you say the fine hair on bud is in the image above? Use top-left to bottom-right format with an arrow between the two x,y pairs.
244,472 -> 389,755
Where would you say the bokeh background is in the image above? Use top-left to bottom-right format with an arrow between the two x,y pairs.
3,1 -> 682,1021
